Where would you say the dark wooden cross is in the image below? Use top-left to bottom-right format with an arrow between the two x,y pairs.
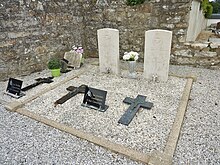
118,95 -> 153,126
54,85 -> 87,106
21,77 -> 53,91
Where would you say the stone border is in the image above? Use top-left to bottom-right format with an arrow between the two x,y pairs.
15,107 -> 150,164
148,78 -> 194,165
3,76 -> 194,165
4,68 -> 88,111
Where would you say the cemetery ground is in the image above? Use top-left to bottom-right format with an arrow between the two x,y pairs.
0,58 -> 219,165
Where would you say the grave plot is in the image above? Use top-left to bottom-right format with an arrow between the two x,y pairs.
23,64 -> 186,155
0,66 -> 87,104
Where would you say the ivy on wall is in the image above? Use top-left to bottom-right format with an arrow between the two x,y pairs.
201,0 -> 213,18
127,0 -> 145,6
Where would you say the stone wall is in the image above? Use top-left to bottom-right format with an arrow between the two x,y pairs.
172,1 -> 220,68
84,0 -> 191,59
1,0 -> 218,81
0,0 -> 84,80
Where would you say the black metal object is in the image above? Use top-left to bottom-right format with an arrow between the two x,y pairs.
21,77 -> 53,92
118,95 -> 153,126
61,59 -> 71,73
81,86 -> 108,112
5,78 -> 25,98
54,84 -> 87,106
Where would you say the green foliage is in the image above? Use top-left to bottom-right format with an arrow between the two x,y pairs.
210,1 -> 220,13
127,0 -> 145,6
202,0 -> 213,18
47,58 -> 61,70
205,4 -> 213,18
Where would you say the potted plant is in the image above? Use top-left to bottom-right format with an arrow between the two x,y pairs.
47,58 -> 61,77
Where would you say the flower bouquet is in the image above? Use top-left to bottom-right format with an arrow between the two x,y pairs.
123,51 -> 139,78
71,45 -> 84,54
123,51 -> 139,61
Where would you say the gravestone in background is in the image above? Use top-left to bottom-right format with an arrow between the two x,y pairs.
64,51 -> 82,69
143,29 -> 172,82
97,28 -> 120,75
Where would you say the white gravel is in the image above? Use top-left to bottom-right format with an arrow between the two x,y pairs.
0,65 -> 84,104
0,60 -> 219,164
23,64 -> 185,155
170,65 -> 220,165
0,105 -> 143,165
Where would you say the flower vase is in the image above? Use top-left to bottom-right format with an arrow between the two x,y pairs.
127,61 -> 136,79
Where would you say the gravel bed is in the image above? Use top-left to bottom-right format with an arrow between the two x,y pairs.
1,59 -> 219,164
23,64 -> 186,154
170,65 -> 220,165
0,105 -> 143,165
0,64 -> 87,104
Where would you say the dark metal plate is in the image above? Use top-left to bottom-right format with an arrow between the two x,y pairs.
5,78 -> 25,98
81,86 -> 108,112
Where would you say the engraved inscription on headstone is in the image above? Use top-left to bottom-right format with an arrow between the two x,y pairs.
143,29 -> 172,82
97,28 -> 120,75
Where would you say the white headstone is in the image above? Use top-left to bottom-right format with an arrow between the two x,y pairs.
97,28 -> 120,75
64,51 -> 82,69
143,29 -> 172,82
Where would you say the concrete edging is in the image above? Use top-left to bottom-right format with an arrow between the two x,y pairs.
3,76 -> 194,164
4,68 -> 87,112
15,107 -> 151,164
148,78 -> 194,165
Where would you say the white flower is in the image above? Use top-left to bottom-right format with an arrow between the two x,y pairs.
72,45 -> 77,50
123,54 -> 130,60
123,51 -> 139,61
72,45 -> 84,54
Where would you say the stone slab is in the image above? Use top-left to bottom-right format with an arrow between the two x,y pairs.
64,51 -> 82,69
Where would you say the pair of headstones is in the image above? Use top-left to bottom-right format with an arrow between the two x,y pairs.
97,28 -> 172,82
